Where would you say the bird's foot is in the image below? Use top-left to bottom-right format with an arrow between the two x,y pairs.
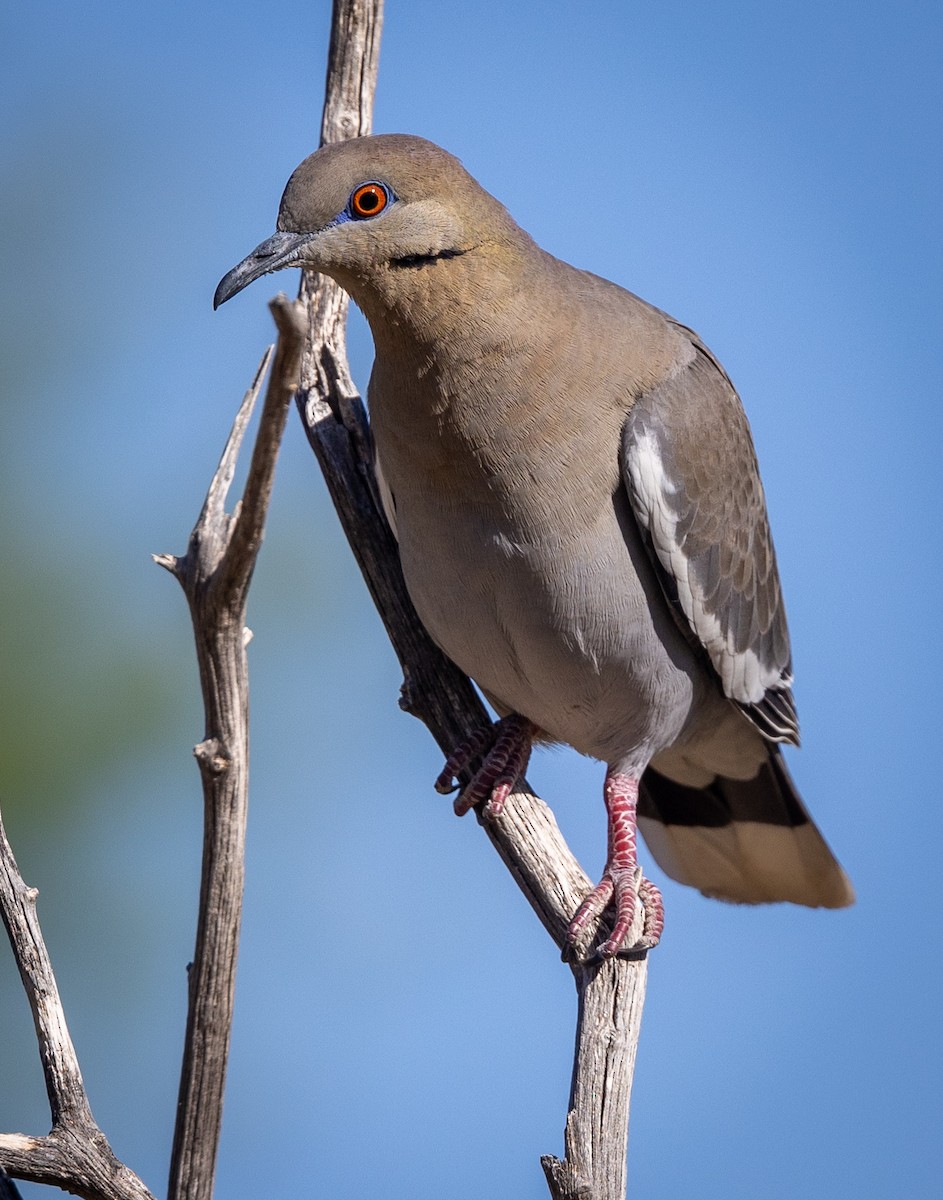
565,771 -> 665,959
435,714 -> 535,820
567,866 -> 664,959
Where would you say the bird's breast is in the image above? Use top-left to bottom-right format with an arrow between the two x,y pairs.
365,268 -> 705,769
389,467 -> 703,770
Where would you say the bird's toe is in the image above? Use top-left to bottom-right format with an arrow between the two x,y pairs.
566,867 -> 664,960
436,714 -> 535,819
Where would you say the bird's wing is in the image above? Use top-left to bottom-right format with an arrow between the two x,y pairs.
621,334 -> 799,744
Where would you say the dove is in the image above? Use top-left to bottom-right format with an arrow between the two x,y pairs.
215,134 -> 853,957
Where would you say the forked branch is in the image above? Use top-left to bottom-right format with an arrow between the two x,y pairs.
0,2 -> 650,1197
156,295 -> 306,1200
0,812 -> 157,1200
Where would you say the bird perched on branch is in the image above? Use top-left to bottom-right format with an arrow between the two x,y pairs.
215,134 -> 853,958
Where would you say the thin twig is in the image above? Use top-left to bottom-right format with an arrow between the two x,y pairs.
0,811 -> 156,1200
158,294 -> 306,1200
289,2 -> 649,1197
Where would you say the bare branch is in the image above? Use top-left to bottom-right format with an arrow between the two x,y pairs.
159,293 -> 306,1200
286,1 -> 650,1196
4,2 -> 646,1197
541,950 -> 648,1200
0,811 -> 156,1200
320,0 -> 384,145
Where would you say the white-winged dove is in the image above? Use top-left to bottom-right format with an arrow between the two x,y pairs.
216,134 -> 854,957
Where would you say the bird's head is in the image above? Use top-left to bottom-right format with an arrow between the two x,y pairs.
214,134 -> 519,311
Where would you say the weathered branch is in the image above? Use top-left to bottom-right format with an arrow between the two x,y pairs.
156,295 -> 306,1200
0,152 -> 305,1200
541,953 -> 648,1200
0,812 -> 157,1200
1,3 -> 649,1198
289,2 -> 650,1197
298,333 -> 649,1197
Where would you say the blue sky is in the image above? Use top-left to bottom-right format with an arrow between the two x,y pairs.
2,3 -> 941,1197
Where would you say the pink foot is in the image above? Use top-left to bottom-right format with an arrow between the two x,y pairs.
566,771 -> 664,958
435,714 -> 535,820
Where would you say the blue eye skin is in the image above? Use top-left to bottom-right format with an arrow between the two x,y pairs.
347,181 -> 394,220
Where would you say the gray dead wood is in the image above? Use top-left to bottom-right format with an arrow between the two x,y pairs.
0,813 -> 157,1200
289,2 -> 650,1197
0,292 -> 302,1200
155,296 -> 306,1200
0,1 -> 650,1196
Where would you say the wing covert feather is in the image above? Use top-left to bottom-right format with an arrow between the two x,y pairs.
621,341 -> 799,744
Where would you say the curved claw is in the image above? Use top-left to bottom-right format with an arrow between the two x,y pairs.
435,714 -> 535,820
565,770 -> 665,959
434,725 -> 494,795
635,877 -> 666,949
567,867 -> 664,959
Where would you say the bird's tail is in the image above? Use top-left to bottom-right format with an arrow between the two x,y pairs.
637,749 -> 854,907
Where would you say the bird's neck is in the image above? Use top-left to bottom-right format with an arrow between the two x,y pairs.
358,240 -> 564,473
357,242 -> 631,519
356,234 -> 539,351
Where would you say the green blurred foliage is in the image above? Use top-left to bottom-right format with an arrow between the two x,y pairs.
0,529 -> 178,829
0,126 -> 180,834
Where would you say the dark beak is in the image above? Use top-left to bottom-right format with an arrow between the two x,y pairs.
213,230 -> 316,309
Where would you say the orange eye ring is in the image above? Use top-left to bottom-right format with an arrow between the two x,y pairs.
349,182 -> 389,220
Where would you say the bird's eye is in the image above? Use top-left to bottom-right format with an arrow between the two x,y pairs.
349,182 -> 389,220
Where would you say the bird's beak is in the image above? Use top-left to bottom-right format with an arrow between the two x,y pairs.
213,230 -> 316,309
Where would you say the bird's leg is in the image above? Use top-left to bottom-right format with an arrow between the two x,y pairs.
435,714 -> 535,820
567,771 -> 665,958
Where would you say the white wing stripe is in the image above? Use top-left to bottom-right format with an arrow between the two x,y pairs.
625,429 -> 781,706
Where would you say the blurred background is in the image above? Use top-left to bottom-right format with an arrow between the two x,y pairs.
2,2 -> 940,1197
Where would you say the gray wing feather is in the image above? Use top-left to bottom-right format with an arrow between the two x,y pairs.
621,337 -> 799,745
